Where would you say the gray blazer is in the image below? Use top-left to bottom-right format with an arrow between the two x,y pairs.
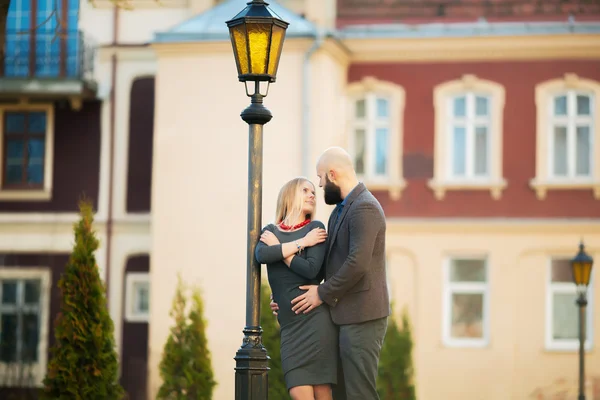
317,183 -> 391,325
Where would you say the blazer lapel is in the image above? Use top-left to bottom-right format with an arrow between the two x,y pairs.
326,183 -> 367,261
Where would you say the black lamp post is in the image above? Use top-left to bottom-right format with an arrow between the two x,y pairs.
226,2 -> 288,399
570,242 -> 594,400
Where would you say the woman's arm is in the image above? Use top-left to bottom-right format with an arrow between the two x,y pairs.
255,225 -> 284,264
287,222 -> 328,280
260,226 -> 327,259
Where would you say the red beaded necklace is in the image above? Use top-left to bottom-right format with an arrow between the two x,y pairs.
278,218 -> 311,231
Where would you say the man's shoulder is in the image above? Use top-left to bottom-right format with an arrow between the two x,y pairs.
351,190 -> 385,220
355,188 -> 382,208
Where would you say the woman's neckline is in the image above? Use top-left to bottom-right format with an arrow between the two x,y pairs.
273,221 -> 312,233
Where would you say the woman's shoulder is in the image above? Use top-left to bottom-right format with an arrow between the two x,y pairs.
309,220 -> 326,229
262,223 -> 276,232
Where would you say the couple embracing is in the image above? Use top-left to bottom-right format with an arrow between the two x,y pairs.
255,147 -> 390,400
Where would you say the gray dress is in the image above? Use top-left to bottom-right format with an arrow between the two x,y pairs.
255,221 -> 338,390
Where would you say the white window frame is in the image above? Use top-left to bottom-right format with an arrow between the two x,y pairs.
531,74 -> 600,200
545,257 -> 594,352
0,104 -> 54,201
446,93 -> 492,180
346,76 -> 406,200
429,74 -> 506,200
0,268 -> 51,387
547,91 -> 594,180
125,272 -> 150,323
442,256 -> 490,348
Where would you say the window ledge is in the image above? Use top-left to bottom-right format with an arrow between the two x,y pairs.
530,179 -> 600,200
428,179 -> 507,200
442,339 -> 489,349
0,189 -> 52,201
544,343 -> 594,353
363,179 -> 407,200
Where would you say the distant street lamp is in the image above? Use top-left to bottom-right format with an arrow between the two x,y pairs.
226,1 -> 288,399
570,241 -> 594,400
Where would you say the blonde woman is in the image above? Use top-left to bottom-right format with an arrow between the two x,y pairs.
255,177 -> 337,400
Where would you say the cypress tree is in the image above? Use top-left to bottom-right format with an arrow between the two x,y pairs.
157,275 -> 216,399
377,306 -> 416,400
42,200 -> 124,400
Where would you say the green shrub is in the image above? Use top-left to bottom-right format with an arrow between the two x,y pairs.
42,200 -> 124,400
377,306 -> 416,400
157,275 -> 216,399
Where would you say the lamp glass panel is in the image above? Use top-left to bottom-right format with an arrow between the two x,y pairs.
267,24 -> 285,76
248,22 -> 271,75
572,262 -> 593,286
231,24 -> 249,75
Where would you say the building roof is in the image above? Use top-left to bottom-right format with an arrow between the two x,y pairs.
154,0 -> 317,44
338,19 -> 600,39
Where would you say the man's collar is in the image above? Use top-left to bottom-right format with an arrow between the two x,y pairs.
340,183 -> 360,206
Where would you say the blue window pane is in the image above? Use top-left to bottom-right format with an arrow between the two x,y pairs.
6,139 -> 25,158
452,126 -> 466,176
67,36 -> 80,77
0,314 -> 17,362
576,126 -> 591,176
24,280 -> 41,304
553,126 -> 568,176
5,0 -> 32,77
28,139 -> 45,158
2,281 -> 18,304
475,96 -> 488,116
474,127 -> 488,176
6,113 -> 26,133
453,97 -> 466,117
22,313 -> 39,362
29,112 -> 47,133
5,165 -> 24,184
376,98 -> 389,118
27,163 -> 44,184
375,128 -> 388,175
554,96 -> 567,116
577,95 -> 590,116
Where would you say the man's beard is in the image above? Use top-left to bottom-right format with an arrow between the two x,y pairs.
323,176 -> 343,205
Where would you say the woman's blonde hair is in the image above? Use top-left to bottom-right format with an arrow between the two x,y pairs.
275,177 -> 316,225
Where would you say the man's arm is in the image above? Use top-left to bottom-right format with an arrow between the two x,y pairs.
317,201 -> 382,307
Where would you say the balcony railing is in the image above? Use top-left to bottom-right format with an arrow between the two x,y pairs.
1,30 -> 95,81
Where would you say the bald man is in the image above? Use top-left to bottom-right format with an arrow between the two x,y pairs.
288,147 -> 390,399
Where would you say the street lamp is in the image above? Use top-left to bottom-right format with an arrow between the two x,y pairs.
570,241 -> 594,400
226,1 -> 288,399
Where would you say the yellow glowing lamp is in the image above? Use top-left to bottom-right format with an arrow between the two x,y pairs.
226,0 -> 289,95
571,242 -> 594,292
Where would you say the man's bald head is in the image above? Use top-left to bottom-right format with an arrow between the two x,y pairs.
316,147 -> 359,202
317,147 -> 355,177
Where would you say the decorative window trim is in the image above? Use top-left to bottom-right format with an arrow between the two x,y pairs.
0,267 -> 52,387
545,257 -> 594,352
442,256 -> 490,348
124,272 -> 150,323
428,74 -> 507,200
531,74 -> 600,200
0,104 -> 54,201
346,76 -> 406,200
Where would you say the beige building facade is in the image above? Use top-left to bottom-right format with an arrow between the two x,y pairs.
148,2 -> 600,399
2,0 -> 597,399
